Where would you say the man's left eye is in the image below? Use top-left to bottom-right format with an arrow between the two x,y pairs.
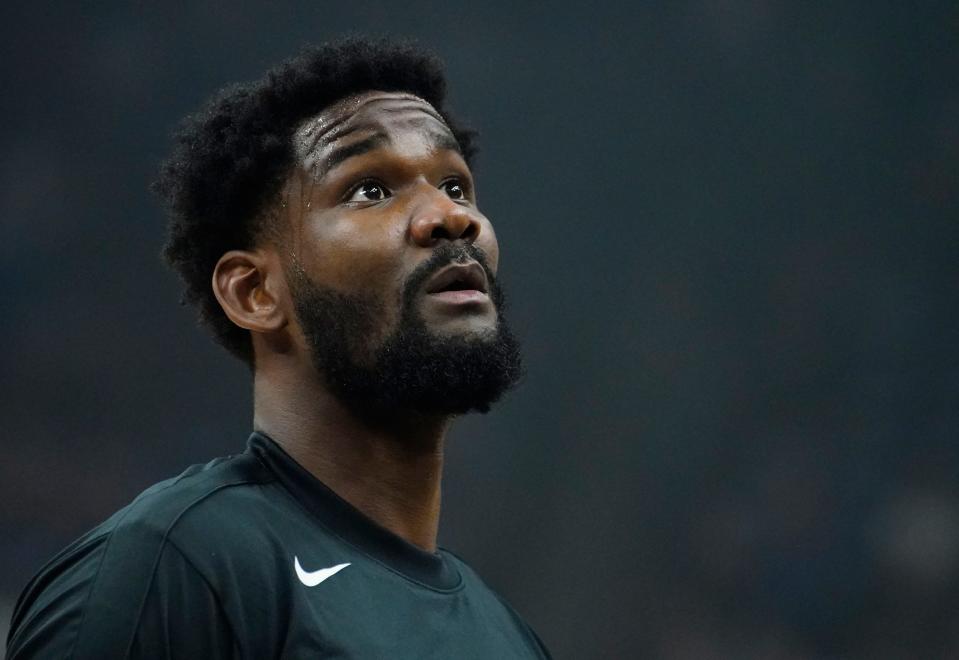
441,180 -> 467,200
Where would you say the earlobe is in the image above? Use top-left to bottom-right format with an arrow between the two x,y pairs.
212,250 -> 287,334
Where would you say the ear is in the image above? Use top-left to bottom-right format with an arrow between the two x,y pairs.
212,249 -> 287,334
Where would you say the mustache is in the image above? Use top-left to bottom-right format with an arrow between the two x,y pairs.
400,243 -> 498,305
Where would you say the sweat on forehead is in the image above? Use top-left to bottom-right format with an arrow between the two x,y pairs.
293,91 -> 449,162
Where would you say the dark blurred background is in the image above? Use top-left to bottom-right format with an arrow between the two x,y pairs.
2,2 -> 957,658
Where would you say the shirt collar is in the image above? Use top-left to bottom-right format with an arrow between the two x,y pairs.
248,431 -> 462,591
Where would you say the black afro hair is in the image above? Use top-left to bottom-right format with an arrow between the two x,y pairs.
154,36 -> 477,365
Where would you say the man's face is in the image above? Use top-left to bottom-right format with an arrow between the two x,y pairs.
277,91 -> 521,415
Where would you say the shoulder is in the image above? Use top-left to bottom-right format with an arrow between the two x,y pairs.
115,449 -> 274,537
23,449 -> 274,584
75,447 -> 292,598
6,450 -> 276,658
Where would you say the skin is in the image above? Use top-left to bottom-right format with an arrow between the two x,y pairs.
211,92 -> 499,552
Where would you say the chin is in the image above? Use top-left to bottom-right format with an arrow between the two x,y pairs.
429,320 -> 499,341
419,306 -> 499,335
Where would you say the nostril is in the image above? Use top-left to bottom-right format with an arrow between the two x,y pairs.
460,221 -> 479,241
430,224 -> 452,241
428,215 -> 478,242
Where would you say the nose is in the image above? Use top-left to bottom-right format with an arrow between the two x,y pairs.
409,186 -> 481,247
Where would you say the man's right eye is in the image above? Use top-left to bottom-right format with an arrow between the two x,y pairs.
346,181 -> 391,203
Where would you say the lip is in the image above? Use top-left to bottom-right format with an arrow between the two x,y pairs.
427,289 -> 489,304
423,261 -> 490,296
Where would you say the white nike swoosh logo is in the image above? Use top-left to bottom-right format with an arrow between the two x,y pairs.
294,556 -> 351,587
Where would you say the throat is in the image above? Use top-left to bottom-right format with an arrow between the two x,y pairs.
253,366 -> 450,552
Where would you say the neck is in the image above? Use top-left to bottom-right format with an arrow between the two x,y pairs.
252,359 -> 450,553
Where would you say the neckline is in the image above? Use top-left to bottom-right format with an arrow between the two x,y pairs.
248,431 -> 462,591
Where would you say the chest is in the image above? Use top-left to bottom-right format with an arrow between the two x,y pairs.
220,556 -> 541,659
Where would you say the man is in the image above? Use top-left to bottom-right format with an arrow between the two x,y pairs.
6,37 -> 549,658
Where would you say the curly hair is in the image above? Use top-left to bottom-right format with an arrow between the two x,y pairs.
154,37 -> 477,365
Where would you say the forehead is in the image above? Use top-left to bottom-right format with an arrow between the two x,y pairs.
293,91 -> 458,168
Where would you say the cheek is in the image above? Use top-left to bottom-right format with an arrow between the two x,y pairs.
478,218 -> 500,273
299,212 -> 407,296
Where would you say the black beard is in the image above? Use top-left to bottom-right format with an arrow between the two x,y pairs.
288,243 -> 523,417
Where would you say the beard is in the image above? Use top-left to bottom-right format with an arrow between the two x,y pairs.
287,243 -> 523,417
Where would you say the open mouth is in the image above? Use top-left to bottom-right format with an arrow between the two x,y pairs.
424,262 -> 489,296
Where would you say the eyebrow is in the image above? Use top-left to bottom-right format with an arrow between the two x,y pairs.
317,133 -> 390,178
314,129 -> 464,180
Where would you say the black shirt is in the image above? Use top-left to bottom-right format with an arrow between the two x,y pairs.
6,433 -> 551,658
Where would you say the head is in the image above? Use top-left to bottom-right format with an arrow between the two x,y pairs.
155,38 -> 522,416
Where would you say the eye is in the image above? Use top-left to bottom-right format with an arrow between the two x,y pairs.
440,179 -> 468,201
346,181 -> 391,203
